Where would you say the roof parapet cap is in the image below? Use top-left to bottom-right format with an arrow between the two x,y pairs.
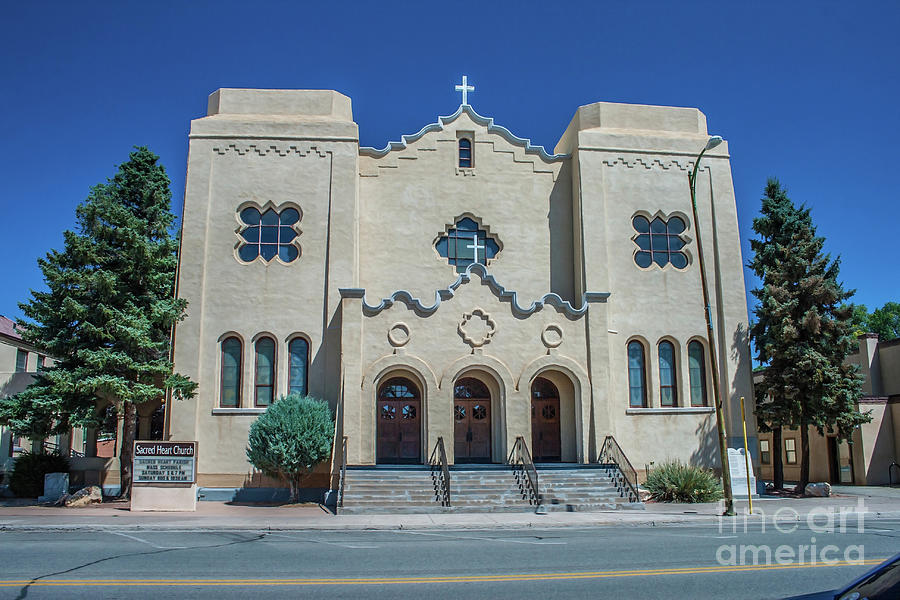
207,89 -> 353,120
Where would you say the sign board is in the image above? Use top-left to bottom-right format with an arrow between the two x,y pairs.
133,441 -> 197,484
727,447 -> 757,498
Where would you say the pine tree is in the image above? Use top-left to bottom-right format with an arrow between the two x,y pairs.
0,147 -> 197,499
749,179 -> 869,492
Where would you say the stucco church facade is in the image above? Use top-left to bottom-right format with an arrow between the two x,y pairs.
168,82 -> 756,493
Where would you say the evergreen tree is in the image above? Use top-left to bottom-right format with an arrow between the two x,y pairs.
0,147 -> 197,499
749,179 -> 869,492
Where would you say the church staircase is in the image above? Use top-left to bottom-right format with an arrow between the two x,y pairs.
338,463 -> 643,514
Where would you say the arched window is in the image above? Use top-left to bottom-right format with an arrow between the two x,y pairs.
254,337 -> 276,407
220,337 -> 242,408
627,341 -> 647,408
289,337 -> 309,396
688,341 -> 707,406
458,138 -> 472,168
658,341 -> 677,407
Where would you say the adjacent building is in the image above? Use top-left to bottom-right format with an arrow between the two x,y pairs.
756,334 -> 900,486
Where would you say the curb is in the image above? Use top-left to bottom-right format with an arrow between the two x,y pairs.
1,511 -> 898,533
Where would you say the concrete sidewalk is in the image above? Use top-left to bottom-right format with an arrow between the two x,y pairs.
1,490 -> 897,532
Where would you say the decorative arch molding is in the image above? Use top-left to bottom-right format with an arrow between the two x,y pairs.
362,353 -> 439,396
359,104 -> 568,163
340,262 -> 610,319
217,330 -> 245,344
517,353 -> 590,395
250,331 -> 279,344
439,353 -> 516,394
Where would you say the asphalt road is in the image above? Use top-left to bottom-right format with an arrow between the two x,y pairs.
1,520 -> 897,599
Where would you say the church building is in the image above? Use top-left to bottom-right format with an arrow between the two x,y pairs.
168,81 -> 756,500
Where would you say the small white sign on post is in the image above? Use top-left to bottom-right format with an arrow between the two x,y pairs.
728,447 -> 757,498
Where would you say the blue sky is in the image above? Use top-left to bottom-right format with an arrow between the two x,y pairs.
1,1 -> 898,323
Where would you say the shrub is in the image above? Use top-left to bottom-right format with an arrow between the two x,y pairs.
644,460 -> 723,503
9,451 -> 70,498
246,394 -> 334,503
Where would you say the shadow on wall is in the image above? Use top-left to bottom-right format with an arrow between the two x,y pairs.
690,415 -> 721,471
866,408 -> 897,485
548,163 -> 575,303
0,372 -> 36,398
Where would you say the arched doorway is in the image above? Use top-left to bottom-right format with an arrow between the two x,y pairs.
531,377 -> 561,462
376,377 -> 422,464
454,377 -> 492,463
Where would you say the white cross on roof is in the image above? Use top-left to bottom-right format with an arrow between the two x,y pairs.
455,75 -> 474,106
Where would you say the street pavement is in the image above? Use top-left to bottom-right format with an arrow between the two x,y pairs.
0,520 -> 897,599
0,488 -> 898,598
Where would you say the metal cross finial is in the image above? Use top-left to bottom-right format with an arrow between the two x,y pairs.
455,75 -> 475,106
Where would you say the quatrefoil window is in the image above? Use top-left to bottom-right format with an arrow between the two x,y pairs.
402,405 -> 416,420
472,405 -> 487,420
381,404 -> 396,420
238,206 -> 301,263
454,405 -> 466,421
435,217 -> 500,273
541,405 -> 556,420
632,215 -> 688,269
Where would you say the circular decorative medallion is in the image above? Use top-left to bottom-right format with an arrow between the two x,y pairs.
458,308 -> 497,348
388,322 -> 410,347
541,324 -> 563,349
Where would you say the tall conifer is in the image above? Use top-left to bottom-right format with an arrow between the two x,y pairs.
0,147 -> 196,499
749,179 -> 868,492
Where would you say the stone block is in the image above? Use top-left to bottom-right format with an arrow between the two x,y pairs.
805,482 -> 832,497
63,485 -> 102,507
38,472 -> 68,503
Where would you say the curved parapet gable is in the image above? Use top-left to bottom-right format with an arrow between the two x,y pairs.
359,104 -> 569,163
340,263 -> 609,319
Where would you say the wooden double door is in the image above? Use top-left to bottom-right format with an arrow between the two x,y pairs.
531,377 -> 561,462
454,378 -> 492,463
376,377 -> 421,464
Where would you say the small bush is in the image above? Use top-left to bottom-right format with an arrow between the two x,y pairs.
9,451 -> 70,498
644,460 -> 723,503
246,394 -> 333,503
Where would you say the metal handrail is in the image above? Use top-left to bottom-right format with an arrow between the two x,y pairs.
338,436 -> 348,508
508,436 -> 541,505
429,437 -> 451,506
598,435 -> 640,502
889,462 -> 900,488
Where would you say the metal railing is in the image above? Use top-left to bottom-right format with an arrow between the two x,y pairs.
429,437 -> 451,506
597,435 -> 640,502
508,436 -> 541,505
338,436 -> 348,508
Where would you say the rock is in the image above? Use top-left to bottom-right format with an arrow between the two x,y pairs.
64,485 -> 102,507
804,482 -> 832,497
38,472 -> 69,503
637,487 -> 652,502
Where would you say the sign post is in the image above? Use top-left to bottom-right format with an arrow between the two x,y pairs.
130,441 -> 198,512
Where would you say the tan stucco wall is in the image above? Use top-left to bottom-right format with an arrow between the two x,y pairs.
169,89 -> 757,483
